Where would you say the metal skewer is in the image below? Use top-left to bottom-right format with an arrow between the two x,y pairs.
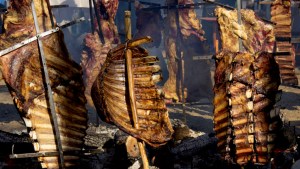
89,0 -> 95,33
0,17 -> 85,57
92,0 -> 105,44
31,1 -> 64,168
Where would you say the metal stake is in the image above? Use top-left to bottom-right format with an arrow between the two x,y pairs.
92,0 -> 105,44
89,0 -> 95,33
31,1 -> 64,168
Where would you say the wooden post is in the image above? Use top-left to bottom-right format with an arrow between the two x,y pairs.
124,10 -> 149,169
125,11 -> 132,40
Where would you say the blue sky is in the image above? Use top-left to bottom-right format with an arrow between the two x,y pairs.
0,0 -> 4,5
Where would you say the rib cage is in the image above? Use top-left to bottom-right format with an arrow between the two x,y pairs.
91,38 -> 174,147
214,51 -> 281,165
271,0 -> 298,85
0,0 -> 87,168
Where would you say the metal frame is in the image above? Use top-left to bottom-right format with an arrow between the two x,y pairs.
0,2 -> 85,169
0,17 -> 85,57
30,1 -> 64,168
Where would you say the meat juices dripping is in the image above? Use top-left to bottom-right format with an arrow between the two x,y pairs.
271,0 -> 298,85
0,0 -> 87,168
91,37 -> 174,147
162,0 -> 205,102
81,0 -> 120,105
214,7 -> 281,165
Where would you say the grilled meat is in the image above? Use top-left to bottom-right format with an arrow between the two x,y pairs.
0,0 -> 87,168
91,37 -> 174,147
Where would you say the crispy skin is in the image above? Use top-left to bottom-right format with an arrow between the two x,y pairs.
0,0 -> 87,168
91,41 -> 174,147
213,51 -> 234,155
213,51 -> 280,165
215,7 -> 275,54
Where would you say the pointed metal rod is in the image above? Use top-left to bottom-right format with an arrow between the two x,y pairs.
89,0 -> 95,33
31,1 -> 64,168
92,0 -> 105,44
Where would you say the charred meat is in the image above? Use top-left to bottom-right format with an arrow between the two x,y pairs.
91,37 -> 174,147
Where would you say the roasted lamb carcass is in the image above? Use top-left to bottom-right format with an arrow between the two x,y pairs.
91,37 -> 174,147
81,0 -> 120,104
214,7 -> 281,166
0,0 -> 87,168
271,0 -> 298,85
178,0 -> 205,41
162,0 -> 205,102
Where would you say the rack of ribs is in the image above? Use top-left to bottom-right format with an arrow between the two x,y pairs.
271,0 -> 298,85
214,7 -> 281,166
91,37 -> 174,147
0,0 -> 87,168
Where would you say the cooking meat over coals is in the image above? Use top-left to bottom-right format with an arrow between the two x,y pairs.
214,7 -> 282,166
0,0 -> 87,168
91,37 -> 174,147
162,0 -> 206,102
